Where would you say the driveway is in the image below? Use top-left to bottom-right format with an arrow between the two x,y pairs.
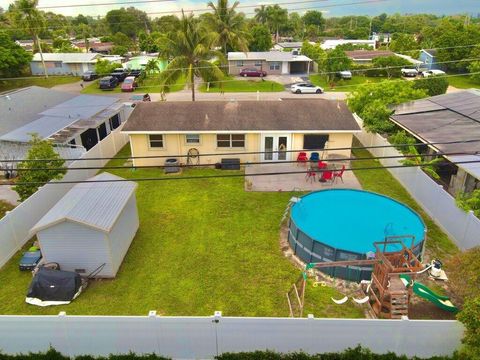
166,90 -> 347,101
239,74 -> 309,86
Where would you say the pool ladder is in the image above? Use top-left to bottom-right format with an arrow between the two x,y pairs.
281,197 -> 301,225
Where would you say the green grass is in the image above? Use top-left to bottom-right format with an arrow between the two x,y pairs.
0,145 -> 363,318
352,146 -> 459,260
446,73 -> 480,89
199,77 -> 285,92
0,200 -> 14,219
81,75 -> 186,94
0,76 -> 80,93
309,75 -> 387,92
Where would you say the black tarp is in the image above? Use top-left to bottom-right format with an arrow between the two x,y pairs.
27,267 -> 82,302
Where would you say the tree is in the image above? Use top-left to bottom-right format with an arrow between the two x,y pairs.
371,55 -> 412,78
325,48 -> 352,80
301,41 -> 326,70
266,5 -> 288,43
389,33 -> 419,54
152,15 -> 181,34
348,81 -> 427,134
401,145 -> 443,180
413,76 -> 449,96
204,0 -> 249,56
287,12 -> 303,39
76,23 -> 91,52
105,7 -> 149,39
13,134 -> 66,201
112,31 -> 132,48
158,11 -> 224,101
457,297 -> 480,360
248,25 -> 272,51
456,189 -> 480,217
302,10 -> 325,31
95,59 -> 118,77
254,5 -> 268,25
0,30 -> 31,77
468,61 -> 480,83
13,0 -> 48,78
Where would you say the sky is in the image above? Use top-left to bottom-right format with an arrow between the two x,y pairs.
0,0 -> 478,18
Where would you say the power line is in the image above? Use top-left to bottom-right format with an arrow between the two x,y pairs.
2,138 -> 479,163
37,0 -> 175,10
3,158 -> 480,186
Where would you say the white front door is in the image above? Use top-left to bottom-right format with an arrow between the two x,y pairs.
261,134 -> 290,161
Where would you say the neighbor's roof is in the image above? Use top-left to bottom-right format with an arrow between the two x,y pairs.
447,154 -> 480,179
0,93 -> 119,143
391,90 -> 480,154
122,100 -> 360,133
228,52 -> 311,62
320,39 -> 375,49
32,53 -> 100,63
31,172 -> 138,234
345,50 -> 395,60
0,86 -> 76,137
422,49 -> 437,57
275,42 -> 304,48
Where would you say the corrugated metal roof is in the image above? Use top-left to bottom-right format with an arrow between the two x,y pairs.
31,173 -> 137,234
0,116 -> 79,142
228,52 -> 311,62
40,95 -> 119,120
447,155 -> 480,179
32,53 -> 100,63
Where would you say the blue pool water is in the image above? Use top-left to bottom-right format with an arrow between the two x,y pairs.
290,189 -> 425,254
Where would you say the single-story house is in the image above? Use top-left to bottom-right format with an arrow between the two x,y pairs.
390,90 -> 480,195
0,86 -> 132,172
30,172 -> 139,278
345,50 -> 396,64
273,42 -> 308,53
227,52 -> 313,75
122,100 -> 361,167
320,39 -> 376,50
419,49 -> 443,71
124,56 -> 167,71
369,32 -> 391,44
30,53 -> 102,76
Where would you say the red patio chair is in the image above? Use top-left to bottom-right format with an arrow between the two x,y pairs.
297,152 -> 308,166
333,165 -> 346,183
320,169 -> 334,184
318,161 -> 327,169
305,167 -> 316,183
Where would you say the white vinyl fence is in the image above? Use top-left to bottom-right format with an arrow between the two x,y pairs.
355,116 -> 480,250
0,127 -> 129,268
0,312 -> 464,358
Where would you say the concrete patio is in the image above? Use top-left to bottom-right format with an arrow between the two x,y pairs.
244,163 -> 362,192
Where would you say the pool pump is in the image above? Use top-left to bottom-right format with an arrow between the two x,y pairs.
430,259 -> 443,278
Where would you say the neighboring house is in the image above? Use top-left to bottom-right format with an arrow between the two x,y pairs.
345,50 -> 396,64
320,39 -> 376,50
122,100 -> 361,167
30,172 -> 139,278
419,49 -> 443,70
369,32 -> 391,44
0,86 -> 132,171
390,90 -> 480,195
15,39 -> 34,52
30,53 -> 102,76
273,42 -> 308,53
228,52 -> 313,75
124,56 -> 167,71
89,42 -> 114,54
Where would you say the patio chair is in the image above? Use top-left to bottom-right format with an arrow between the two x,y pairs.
296,152 -> 308,166
333,165 -> 346,183
305,167 -> 316,183
318,161 -> 327,169
319,169 -> 334,184
309,152 -> 320,162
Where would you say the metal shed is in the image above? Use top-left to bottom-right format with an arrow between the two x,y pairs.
30,172 -> 139,278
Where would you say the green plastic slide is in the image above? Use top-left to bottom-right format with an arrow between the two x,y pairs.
399,275 -> 458,313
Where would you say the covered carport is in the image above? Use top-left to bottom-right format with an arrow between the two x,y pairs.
289,57 -> 312,74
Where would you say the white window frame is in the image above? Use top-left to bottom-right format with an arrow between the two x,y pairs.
236,60 -> 244,67
148,134 -> 164,149
185,134 -> 200,144
269,62 -> 281,70
216,134 -> 245,148
254,61 -> 262,67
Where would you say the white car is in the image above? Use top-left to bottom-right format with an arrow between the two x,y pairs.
401,68 -> 419,77
421,69 -> 446,77
290,83 -> 324,94
338,70 -> 352,79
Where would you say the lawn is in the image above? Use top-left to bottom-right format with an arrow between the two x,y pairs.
81,75 -> 186,95
309,75 -> 387,92
0,76 -> 80,93
446,73 -> 480,89
0,200 -> 14,219
0,145 -> 363,318
351,145 -> 459,260
199,77 -> 285,92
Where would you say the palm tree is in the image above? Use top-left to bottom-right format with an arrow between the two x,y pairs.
14,0 -> 48,78
205,0 -> 249,56
254,5 -> 269,25
401,146 -> 443,180
158,11 -> 224,102
266,5 -> 288,43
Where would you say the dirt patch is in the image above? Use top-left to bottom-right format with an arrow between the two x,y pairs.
409,300 -> 457,320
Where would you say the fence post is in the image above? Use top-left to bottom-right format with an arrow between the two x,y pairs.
213,311 -> 222,357
461,211 -> 475,250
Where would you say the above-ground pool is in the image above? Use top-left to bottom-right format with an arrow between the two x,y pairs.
288,189 -> 426,281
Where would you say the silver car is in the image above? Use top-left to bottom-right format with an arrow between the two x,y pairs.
291,83 -> 324,94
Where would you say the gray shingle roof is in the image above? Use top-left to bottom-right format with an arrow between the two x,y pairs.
31,173 -> 137,234
32,53 -> 101,63
122,100 -> 360,133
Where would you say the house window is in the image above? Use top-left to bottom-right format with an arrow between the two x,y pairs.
236,61 -> 244,67
254,61 -> 262,67
54,62 -> 62,68
303,134 -> 329,150
217,134 -> 245,148
149,134 -> 164,148
185,134 -> 200,144
269,62 -> 281,70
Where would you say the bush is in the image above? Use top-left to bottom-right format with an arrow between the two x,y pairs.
455,190 -> 480,217
388,131 -> 417,153
371,56 -> 412,78
95,59 -> 120,77
413,76 -> 449,96
446,247 -> 480,301
457,297 -> 480,360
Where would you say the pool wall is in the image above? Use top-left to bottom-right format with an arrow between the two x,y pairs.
287,190 -> 426,282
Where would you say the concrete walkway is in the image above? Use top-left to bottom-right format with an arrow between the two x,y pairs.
0,185 -> 19,206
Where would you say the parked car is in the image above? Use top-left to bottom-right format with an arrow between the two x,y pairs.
99,76 -> 119,90
110,68 -> 129,82
291,83 -> 324,94
19,249 -> 42,271
338,70 -> 352,79
421,69 -> 446,77
239,68 -> 267,77
82,71 -> 98,81
401,68 -> 419,77
121,76 -> 137,92
129,69 -> 143,78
